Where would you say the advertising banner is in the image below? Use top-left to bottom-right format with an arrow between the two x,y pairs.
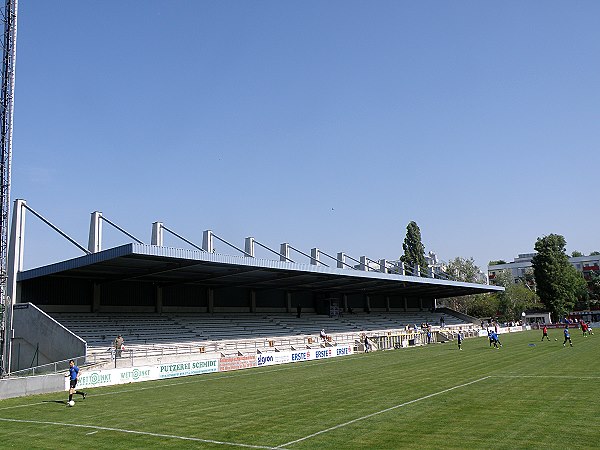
157,359 -> 219,379
219,355 -> 257,372
68,358 -> 219,390
256,351 -> 292,367
67,345 -> 354,390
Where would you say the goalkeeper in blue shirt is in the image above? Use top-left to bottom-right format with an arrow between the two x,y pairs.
67,360 -> 87,404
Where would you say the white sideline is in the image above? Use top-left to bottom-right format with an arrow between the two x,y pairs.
0,417 -> 278,449
275,376 -> 491,448
492,375 -> 600,379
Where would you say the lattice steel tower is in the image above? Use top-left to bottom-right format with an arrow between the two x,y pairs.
0,0 -> 17,376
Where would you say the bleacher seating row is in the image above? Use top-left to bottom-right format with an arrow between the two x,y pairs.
51,311 -> 470,357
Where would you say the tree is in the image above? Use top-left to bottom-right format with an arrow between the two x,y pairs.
532,234 -> 588,321
489,260 -> 507,265
571,251 -> 583,257
488,269 -> 539,321
497,283 -> 540,322
445,256 -> 481,283
464,294 -> 499,318
437,257 -> 486,314
588,273 -> 600,305
400,221 -> 428,275
590,251 -> 600,256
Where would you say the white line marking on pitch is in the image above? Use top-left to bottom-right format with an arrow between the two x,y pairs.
275,376 -> 491,448
492,375 -> 600,379
0,417 -> 277,449
86,431 -> 98,435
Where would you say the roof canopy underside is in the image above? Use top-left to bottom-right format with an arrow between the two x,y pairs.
18,244 -> 503,299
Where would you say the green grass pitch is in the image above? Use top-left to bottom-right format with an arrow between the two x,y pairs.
0,329 -> 598,449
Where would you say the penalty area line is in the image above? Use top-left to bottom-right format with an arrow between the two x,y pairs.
0,417 -> 277,449
275,375 -> 491,448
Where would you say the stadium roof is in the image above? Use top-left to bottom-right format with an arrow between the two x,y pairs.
17,244 -> 503,299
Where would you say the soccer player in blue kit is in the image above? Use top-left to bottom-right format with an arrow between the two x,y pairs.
563,326 -> 573,347
67,360 -> 87,404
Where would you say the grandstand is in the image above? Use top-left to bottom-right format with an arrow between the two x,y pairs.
2,201 -> 502,386
37,309 -> 478,372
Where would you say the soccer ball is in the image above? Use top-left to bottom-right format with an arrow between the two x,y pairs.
554,338 -> 557,341
68,400 -> 75,407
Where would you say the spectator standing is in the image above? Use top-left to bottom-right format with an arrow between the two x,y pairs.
114,334 -> 124,358
457,329 -> 464,350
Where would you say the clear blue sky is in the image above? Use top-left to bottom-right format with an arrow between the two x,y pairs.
12,1 -> 600,271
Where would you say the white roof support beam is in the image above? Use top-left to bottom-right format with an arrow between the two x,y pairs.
88,211 -> 102,253
151,222 -> 163,246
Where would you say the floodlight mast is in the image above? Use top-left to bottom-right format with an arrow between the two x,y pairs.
0,0 -> 17,376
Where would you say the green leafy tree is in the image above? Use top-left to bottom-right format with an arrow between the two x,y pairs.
590,251 -> 600,256
497,283 -> 540,322
489,268 -> 541,321
571,251 -> 583,257
488,260 -> 507,265
532,234 -> 588,321
465,294 -> 499,318
588,273 -> 600,306
492,269 -> 514,287
438,257 -> 485,314
400,221 -> 428,274
445,256 -> 481,283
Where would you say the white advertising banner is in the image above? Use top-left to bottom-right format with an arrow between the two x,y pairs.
67,358 -> 219,390
67,344 -> 354,391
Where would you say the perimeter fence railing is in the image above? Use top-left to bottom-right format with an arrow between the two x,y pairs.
8,355 -> 86,378
7,323 -> 482,377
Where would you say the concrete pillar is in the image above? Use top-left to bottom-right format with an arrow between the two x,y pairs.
360,256 -> 367,271
419,297 -> 423,311
156,285 -> 163,313
151,222 -> 163,246
5,199 -> 27,371
250,290 -> 256,313
7,199 -> 26,293
379,259 -> 387,273
386,296 -> 390,312
280,243 -> 290,262
311,248 -> 320,266
92,283 -> 101,313
245,237 -> 255,257
286,291 -> 292,313
364,294 -> 371,313
88,211 -> 102,253
207,288 -> 214,313
342,294 -> 348,312
202,230 -> 214,253
403,296 -> 408,312
337,252 -> 345,269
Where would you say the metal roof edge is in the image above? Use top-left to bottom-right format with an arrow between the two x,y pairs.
17,244 -> 135,281
128,244 -> 502,292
